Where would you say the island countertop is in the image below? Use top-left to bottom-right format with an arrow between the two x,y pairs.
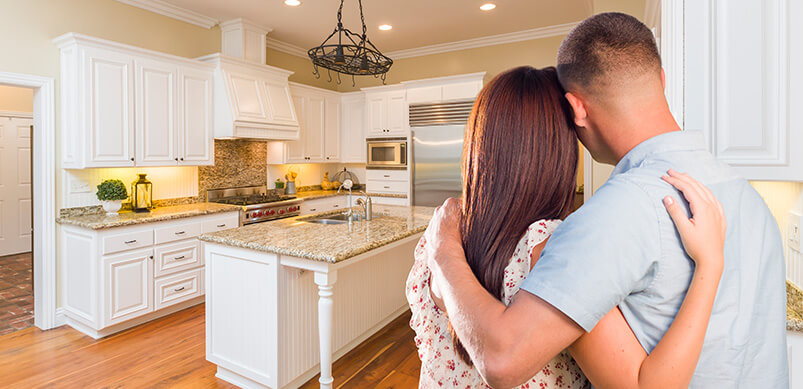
56,203 -> 242,229
199,205 -> 435,263
789,281 -> 803,332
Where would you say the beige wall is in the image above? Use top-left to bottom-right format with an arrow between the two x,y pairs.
267,48 -> 338,91
0,85 -> 34,112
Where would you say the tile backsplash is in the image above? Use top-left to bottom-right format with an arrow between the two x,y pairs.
198,139 -> 268,199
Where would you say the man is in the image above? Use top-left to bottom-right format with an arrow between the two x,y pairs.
424,12 -> 788,388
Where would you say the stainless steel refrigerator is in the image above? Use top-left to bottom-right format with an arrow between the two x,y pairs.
411,100 -> 474,207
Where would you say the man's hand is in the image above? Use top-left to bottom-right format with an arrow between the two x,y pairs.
424,197 -> 466,273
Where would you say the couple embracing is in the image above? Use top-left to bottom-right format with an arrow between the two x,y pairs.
406,12 -> 788,389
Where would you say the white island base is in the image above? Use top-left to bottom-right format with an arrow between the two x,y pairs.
203,233 -> 421,389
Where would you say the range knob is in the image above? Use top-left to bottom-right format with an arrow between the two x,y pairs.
268,209 -> 276,215
278,209 -> 285,215
255,211 -> 263,217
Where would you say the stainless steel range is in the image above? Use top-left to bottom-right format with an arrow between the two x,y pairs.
207,185 -> 302,225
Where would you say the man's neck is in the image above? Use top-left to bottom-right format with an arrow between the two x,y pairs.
609,106 -> 682,164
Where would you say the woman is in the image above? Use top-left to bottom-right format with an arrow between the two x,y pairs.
406,66 -> 726,388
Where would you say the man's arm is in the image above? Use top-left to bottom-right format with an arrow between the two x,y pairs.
424,198 -> 584,388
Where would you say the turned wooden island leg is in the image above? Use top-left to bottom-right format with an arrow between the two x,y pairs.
314,270 -> 338,389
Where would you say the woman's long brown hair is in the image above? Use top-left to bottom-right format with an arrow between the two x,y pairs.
453,66 -> 578,365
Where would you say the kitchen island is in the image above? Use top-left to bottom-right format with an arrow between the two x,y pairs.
198,205 -> 434,389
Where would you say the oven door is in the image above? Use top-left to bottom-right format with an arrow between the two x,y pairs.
367,139 -> 407,168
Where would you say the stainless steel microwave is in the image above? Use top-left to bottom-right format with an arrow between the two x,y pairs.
366,137 -> 407,169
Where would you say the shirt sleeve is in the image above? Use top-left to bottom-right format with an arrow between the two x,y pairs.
519,176 -> 661,332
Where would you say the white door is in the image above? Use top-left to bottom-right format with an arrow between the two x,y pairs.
84,47 -> 135,166
341,95 -> 366,163
324,97 -> 341,161
304,95 -> 326,162
286,95 -> 306,163
0,116 -> 33,256
179,67 -> 214,165
135,59 -> 177,166
367,94 -> 387,136
104,248 -> 153,326
386,91 -> 407,135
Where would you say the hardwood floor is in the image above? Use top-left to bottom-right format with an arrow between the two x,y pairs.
0,303 -> 420,388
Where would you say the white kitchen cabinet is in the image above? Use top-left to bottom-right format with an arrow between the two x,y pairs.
59,211 -> 239,339
365,87 -> 407,137
56,33 -> 215,168
104,248 -> 153,326
790,331 -> 803,388
269,83 -> 341,164
341,92 -> 366,163
300,196 -> 347,215
683,0 -> 803,181
404,73 -> 484,104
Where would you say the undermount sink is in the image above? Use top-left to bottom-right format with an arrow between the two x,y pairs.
302,213 -> 370,224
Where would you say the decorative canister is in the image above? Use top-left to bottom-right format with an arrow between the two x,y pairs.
131,174 -> 153,213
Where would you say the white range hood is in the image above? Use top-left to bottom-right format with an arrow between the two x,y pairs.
199,19 -> 300,140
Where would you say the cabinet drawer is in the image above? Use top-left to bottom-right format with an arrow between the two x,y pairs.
103,229 -> 154,255
154,221 -> 201,245
367,180 -> 409,194
302,196 -> 346,215
154,268 -> 204,310
201,213 -> 240,233
366,169 -> 408,182
153,240 -> 201,278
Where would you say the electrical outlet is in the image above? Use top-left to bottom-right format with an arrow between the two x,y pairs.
789,211 -> 802,252
70,180 -> 91,193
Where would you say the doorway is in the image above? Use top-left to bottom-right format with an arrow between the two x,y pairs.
0,86 -> 34,335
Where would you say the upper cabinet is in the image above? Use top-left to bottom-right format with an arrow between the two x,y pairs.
683,0 -> 802,181
365,87 -> 407,137
55,33 -> 215,168
403,73 -> 484,105
340,93 -> 366,163
199,54 -> 299,141
268,83 -> 340,164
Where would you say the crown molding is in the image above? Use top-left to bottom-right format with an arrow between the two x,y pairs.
386,21 -> 580,59
266,37 -> 309,57
116,0 -> 219,29
266,21 -> 580,61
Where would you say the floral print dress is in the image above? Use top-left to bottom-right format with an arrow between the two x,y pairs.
406,220 -> 589,389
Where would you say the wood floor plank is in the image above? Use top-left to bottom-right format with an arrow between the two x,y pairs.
0,303 -> 421,388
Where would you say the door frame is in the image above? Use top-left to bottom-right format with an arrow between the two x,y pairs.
0,71 -> 57,330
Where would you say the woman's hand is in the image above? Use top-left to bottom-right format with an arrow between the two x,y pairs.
661,169 -> 726,272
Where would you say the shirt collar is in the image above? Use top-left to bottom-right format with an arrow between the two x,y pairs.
611,130 -> 707,177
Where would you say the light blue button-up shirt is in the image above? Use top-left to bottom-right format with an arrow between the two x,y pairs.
521,131 -> 788,387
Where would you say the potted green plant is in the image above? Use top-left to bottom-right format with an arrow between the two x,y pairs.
96,179 -> 128,215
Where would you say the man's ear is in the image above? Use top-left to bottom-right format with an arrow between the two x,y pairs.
661,68 -> 666,90
564,92 -> 588,128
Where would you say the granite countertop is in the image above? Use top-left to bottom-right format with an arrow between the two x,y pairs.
56,203 -> 242,230
788,281 -> 803,332
199,205 -> 434,263
295,190 -> 408,200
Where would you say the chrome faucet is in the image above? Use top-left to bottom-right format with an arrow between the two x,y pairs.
338,179 -> 354,220
355,191 -> 373,221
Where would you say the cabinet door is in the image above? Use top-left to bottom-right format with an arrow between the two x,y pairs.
135,59 -> 178,166
304,95 -> 326,162
324,97 -> 341,161
285,95 -> 306,163
341,95 -> 365,162
83,47 -> 135,166
103,248 -> 153,326
264,80 -> 297,126
386,91 -> 407,135
179,67 -> 214,165
367,94 -> 387,136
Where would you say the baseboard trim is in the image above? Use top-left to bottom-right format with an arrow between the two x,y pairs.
54,307 -> 67,327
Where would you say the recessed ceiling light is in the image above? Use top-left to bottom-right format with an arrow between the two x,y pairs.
284,0 -> 301,6
480,3 -> 496,11
378,24 -> 393,31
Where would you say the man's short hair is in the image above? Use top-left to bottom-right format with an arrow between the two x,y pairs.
557,12 -> 661,94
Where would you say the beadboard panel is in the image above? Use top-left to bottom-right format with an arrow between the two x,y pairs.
63,166 -> 198,207
277,242 -> 414,387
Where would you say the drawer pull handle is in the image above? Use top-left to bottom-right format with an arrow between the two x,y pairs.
124,240 -> 137,244
383,175 -> 390,178
216,224 -> 226,228
384,186 -> 390,189
174,255 -> 185,260
333,205 -> 339,208
310,208 -> 317,211
175,231 -> 186,235
174,286 -> 185,292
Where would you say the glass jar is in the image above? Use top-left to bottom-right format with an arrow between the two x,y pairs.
131,174 -> 153,213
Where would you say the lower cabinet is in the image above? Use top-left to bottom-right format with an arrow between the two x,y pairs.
60,211 -> 238,339
790,331 -> 803,388
300,196 -> 347,215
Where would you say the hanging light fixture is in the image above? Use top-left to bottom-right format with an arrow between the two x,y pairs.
308,0 -> 393,85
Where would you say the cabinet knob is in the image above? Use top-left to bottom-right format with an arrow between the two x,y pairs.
180,157 -> 184,161
130,157 -> 134,162
175,158 -> 179,161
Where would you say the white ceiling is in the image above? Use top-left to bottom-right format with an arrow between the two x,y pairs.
161,0 -> 593,53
